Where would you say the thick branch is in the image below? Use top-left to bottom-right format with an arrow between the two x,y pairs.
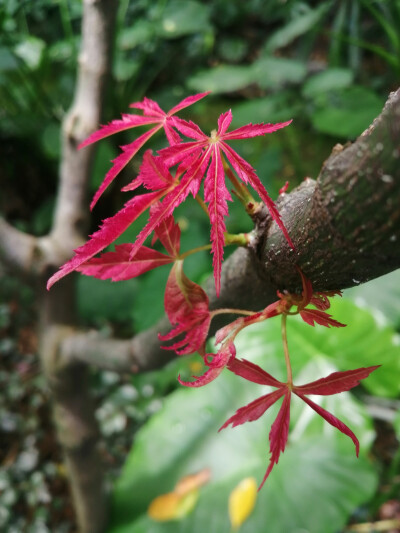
262,88 -> 400,291
61,89 -> 400,374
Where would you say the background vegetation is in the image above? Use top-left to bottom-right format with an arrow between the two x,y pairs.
1,0 -> 400,531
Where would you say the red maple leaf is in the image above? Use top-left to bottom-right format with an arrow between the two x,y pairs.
75,214 -> 181,282
123,110 -> 293,295
159,261 -> 211,356
220,358 -> 379,490
80,92 -> 209,210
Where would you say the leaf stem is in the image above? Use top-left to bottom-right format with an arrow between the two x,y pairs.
224,232 -> 249,246
195,195 -> 210,217
211,308 -> 257,317
179,244 -> 212,259
281,314 -> 293,386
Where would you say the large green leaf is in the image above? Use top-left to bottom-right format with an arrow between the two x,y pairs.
344,270 -> 400,330
109,299 -> 380,533
310,86 -> 385,138
230,93 -> 301,128
158,1 -> 211,39
251,57 -> 307,90
186,64 -> 255,94
263,3 -> 331,52
302,68 -> 354,98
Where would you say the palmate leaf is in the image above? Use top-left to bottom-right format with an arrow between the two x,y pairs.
79,92 -> 210,208
221,356 -> 378,489
107,340 -> 378,533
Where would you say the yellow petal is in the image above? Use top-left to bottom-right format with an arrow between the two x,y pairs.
148,492 -> 181,521
175,468 -> 211,495
228,477 -> 258,530
148,469 -> 211,522
174,489 -> 200,519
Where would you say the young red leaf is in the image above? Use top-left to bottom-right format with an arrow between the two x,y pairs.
153,215 -> 181,258
47,190 -> 167,290
127,170 -> 204,262
227,358 -> 283,388
178,341 -> 235,387
79,92 -> 209,208
158,112 -> 293,292
219,388 -> 286,430
76,244 -> 173,281
159,261 -> 211,355
299,309 -> 346,328
204,146 -> 232,295
294,366 -> 380,396
259,391 -> 291,490
89,127 -> 161,210
295,393 -> 360,456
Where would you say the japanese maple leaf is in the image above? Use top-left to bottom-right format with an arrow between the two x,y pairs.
274,268 -> 346,328
75,214 -> 181,282
46,153 -> 179,290
159,260 -> 211,356
79,92 -> 209,210
123,111 -> 293,295
220,358 -> 379,490
178,339 -> 237,388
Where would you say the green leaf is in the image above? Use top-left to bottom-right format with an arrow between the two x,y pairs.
14,37 -> 45,70
217,37 -> 248,63
158,1 -> 211,39
130,265 -> 169,332
0,47 -> 18,71
264,3 -> 331,52
230,93 -> 301,127
109,299 -> 378,533
302,68 -> 354,98
251,57 -> 307,89
344,270 -> 400,330
77,276 -> 139,324
186,64 -> 255,94
118,21 -> 155,50
310,86 -> 385,138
